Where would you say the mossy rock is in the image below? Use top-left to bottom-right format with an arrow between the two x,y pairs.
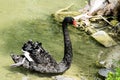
91,31 -> 117,47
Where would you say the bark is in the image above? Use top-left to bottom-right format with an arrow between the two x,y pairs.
80,0 -> 120,16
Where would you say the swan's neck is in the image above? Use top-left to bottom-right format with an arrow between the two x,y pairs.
62,24 -> 73,67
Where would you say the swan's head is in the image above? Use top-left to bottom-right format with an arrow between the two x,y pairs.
11,54 -> 24,63
62,17 -> 77,27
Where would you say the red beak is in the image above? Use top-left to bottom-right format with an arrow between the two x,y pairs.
73,20 -> 77,27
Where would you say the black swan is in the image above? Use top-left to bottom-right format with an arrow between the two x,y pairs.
11,17 -> 77,73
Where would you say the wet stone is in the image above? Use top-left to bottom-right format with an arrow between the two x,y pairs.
98,68 -> 115,78
53,76 -> 76,80
91,31 -> 117,47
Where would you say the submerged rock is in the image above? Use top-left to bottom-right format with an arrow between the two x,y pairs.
22,76 -> 29,80
101,45 -> 120,68
53,76 -> 76,80
97,45 -> 120,78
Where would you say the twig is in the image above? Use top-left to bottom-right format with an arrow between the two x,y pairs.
55,3 -> 74,16
99,15 -> 113,26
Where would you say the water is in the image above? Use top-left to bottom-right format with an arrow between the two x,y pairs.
0,0 -> 111,80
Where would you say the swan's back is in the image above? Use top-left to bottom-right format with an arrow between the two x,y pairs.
22,40 -> 60,73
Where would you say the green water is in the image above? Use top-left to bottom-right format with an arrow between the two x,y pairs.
0,0 -> 110,80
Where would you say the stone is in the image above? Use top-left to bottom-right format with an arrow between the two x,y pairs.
91,31 -> 117,47
98,68 -> 115,77
53,76 -> 76,80
22,76 -> 29,80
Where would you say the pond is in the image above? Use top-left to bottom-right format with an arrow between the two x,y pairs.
0,0 -> 112,80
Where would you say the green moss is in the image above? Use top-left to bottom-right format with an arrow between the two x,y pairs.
107,68 -> 120,80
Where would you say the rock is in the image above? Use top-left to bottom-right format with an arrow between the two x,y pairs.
22,76 -> 29,80
91,31 -> 117,47
53,76 -> 76,80
98,68 -> 115,78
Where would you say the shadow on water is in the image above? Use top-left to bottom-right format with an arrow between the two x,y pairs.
4,65 -> 61,78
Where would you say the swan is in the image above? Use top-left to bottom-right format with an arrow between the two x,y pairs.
11,17 -> 77,73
